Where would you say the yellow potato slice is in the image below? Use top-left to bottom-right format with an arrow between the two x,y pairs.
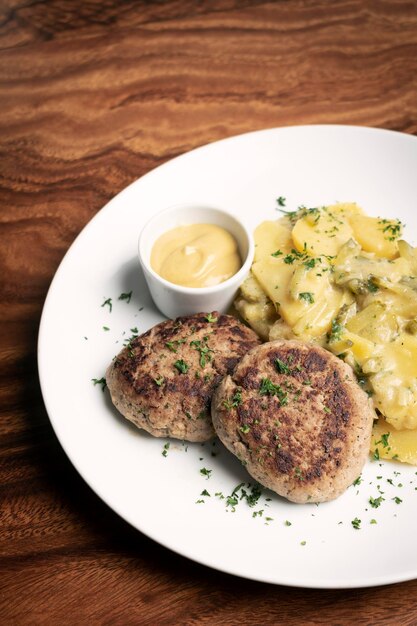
346,302 -> 398,343
252,256 -> 342,339
349,214 -> 402,259
254,221 -> 292,262
327,329 -> 376,365
292,205 -> 354,257
371,417 -> 417,465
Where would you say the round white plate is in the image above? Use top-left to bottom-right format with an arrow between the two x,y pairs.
38,125 -> 417,589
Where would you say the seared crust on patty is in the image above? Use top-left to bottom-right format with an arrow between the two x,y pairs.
211,340 -> 375,502
106,312 -> 261,442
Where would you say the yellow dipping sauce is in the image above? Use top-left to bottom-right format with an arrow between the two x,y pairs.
151,223 -> 241,288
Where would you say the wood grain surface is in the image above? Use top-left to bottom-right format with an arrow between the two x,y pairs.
1,1 -> 417,624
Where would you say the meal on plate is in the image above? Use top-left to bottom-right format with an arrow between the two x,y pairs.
106,312 -> 260,442
105,200 -> 417,504
212,339 -> 374,503
235,202 -> 417,465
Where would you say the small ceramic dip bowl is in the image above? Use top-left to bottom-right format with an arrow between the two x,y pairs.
138,204 -> 254,319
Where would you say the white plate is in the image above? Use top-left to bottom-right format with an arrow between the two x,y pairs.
38,125 -> 417,589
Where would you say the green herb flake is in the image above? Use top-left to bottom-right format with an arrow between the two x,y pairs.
275,358 -> 291,375
165,339 -> 186,353
162,442 -> 170,457
239,424 -> 251,434
392,496 -> 403,504
174,359 -> 189,374
351,517 -> 361,529
328,318 -> 344,343
376,433 -> 390,448
223,388 -> 243,410
271,249 -> 283,258
200,467 -> 212,479
276,196 -> 286,207
299,292 -> 315,304
284,520 -> 292,527
200,489 -> 211,497
118,291 -> 133,304
101,297 -> 112,313
92,377 -> 107,391
154,376 -> 165,387
190,337 -> 214,367
369,496 -> 384,508
259,378 -> 288,405
205,313 -> 218,323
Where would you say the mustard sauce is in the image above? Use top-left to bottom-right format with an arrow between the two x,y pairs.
151,223 -> 241,288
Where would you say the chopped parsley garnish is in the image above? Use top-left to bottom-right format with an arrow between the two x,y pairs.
200,489 -> 211,497
369,496 -> 384,508
276,196 -> 286,207
327,318 -> 344,343
92,377 -> 107,391
271,249 -> 283,257
190,338 -> 213,367
259,378 -> 288,405
284,520 -> 292,526
274,358 -> 292,375
101,297 -> 112,312
205,313 -> 218,323
392,496 -> 403,504
375,433 -> 390,448
283,251 -> 299,264
239,424 -> 251,434
118,291 -> 133,303
200,467 -> 212,479
303,257 -> 317,269
165,339 -> 186,352
154,376 -> 165,386
222,389 -> 243,410
299,292 -> 315,304
352,475 -> 362,486
162,442 -> 170,457
174,359 -> 189,374
351,517 -> 361,529
378,218 -> 403,241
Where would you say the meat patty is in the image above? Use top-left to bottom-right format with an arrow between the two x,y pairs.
211,339 -> 375,503
106,312 -> 261,442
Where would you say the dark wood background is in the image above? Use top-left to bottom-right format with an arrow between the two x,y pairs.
1,1 -> 417,623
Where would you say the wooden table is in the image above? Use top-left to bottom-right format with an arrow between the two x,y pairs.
1,1 -> 417,623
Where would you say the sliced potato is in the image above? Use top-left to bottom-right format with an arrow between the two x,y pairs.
254,221 -> 292,262
292,205 -> 354,257
346,302 -> 398,343
371,418 -> 417,465
349,214 -> 402,259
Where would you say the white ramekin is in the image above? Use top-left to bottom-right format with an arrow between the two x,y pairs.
138,204 -> 254,319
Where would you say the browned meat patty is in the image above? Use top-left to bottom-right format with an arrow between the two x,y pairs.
211,340 -> 375,503
106,312 -> 261,442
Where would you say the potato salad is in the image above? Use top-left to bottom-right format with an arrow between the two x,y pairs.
235,203 -> 417,465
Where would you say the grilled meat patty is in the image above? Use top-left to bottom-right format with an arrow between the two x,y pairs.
106,312 -> 261,442
211,339 -> 375,503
